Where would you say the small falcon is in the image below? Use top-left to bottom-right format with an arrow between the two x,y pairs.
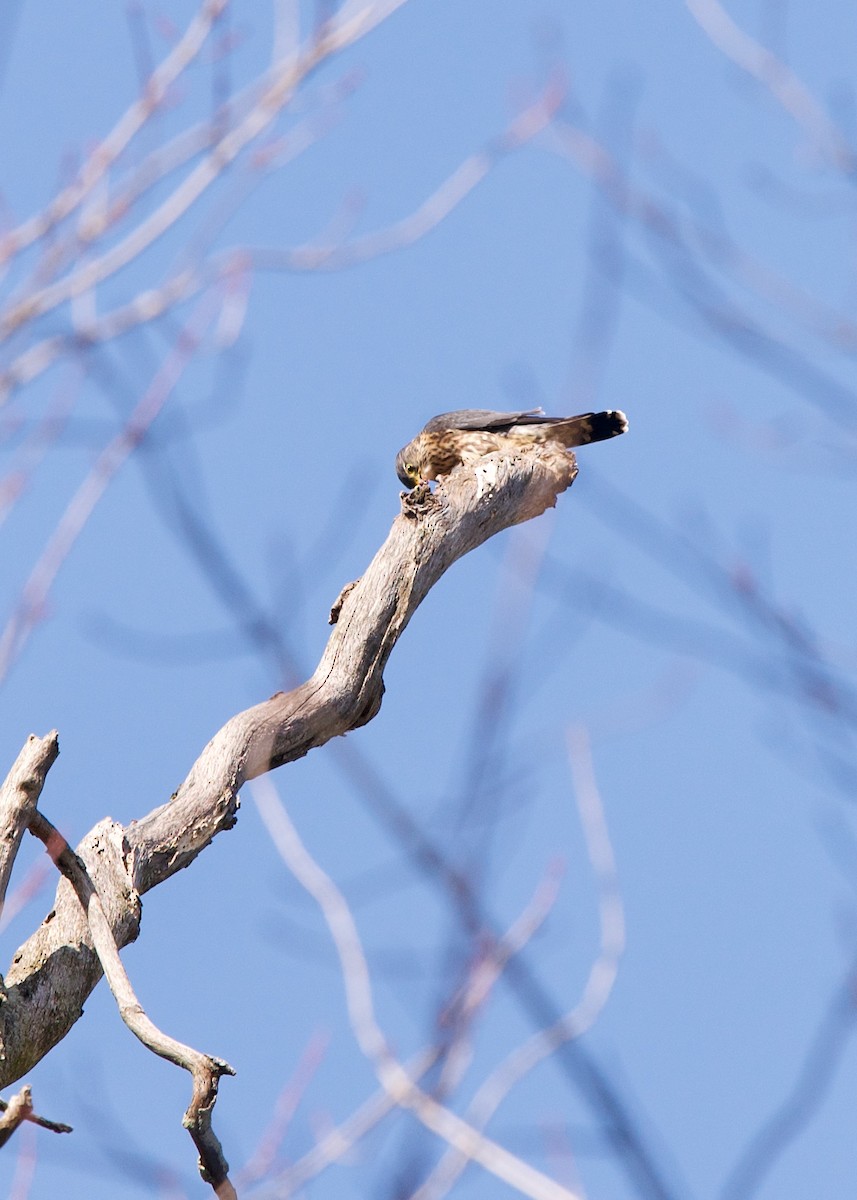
396,408 -> 628,489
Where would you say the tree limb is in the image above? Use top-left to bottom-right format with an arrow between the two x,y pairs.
0,732 -> 59,913
0,1085 -> 33,1148
0,1084 -> 73,1147
27,810 -> 235,1193
0,443 -> 576,1089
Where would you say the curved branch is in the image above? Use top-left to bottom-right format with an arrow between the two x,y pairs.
0,443 -> 576,1087
27,810 -> 235,1194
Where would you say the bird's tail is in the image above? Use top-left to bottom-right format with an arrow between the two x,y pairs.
552,410 -> 628,448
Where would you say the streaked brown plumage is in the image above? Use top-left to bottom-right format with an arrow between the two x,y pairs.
395,408 -> 628,488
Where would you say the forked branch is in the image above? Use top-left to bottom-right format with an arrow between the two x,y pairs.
0,443 -> 577,1158
27,810 -> 236,1194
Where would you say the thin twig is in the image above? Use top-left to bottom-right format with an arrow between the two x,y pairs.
543,118 -> 857,362
8,1120 -> 37,1200
265,843 -> 563,1194
0,862 -> 51,936
0,369 -> 83,530
0,295 -> 218,686
411,727 -> 624,1200
269,1049 -> 440,1194
0,78 -> 558,401
431,857 -> 565,1106
685,0 -> 856,173
0,1085 -> 72,1147
27,810 -> 236,1195
252,80 -> 562,273
719,959 -> 857,1200
234,1032 -> 328,1188
254,776 -> 581,1200
0,0 -> 408,342
0,0 -> 230,267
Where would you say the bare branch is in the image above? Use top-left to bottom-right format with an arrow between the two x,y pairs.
251,81 -> 563,272
0,733 -> 59,914
543,119 -> 857,364
0,81 -> 557,400
0,298 -> 218,685
0,0 -> 229,266
27,810 -> 235,1195
431,858 -> 565,1106
0,371 -> 82,531
411,727 -> 625,1200
139,454 -> 677,1200
1,814 -> 141,1088
719,960 -> 857,1200
254,775 -> 580,1200
269,863 -> 563,1199
0,1087 -> 33,1149
0,0 -> 409,346
0,443 -> 575,1088
0,1085 -> 71,1148
235,1033 -> 328,1189
685,0 -> 856,173
256,806 -> 565,1194
126,444 -> 576,891
270,1049 -> 440,1193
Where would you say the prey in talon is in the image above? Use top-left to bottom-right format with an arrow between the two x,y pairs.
395,408 -> 628,489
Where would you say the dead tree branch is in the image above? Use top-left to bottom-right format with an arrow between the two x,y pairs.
0,1087 -> 33,1150
27,810 -> 235,1195
0,1084 -> 72,1148
0,732 -> 59,913
0,442 -> 576,1092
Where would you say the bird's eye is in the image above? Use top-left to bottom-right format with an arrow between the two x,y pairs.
406,463 -> 418,480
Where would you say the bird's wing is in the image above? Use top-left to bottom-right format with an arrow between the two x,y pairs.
422,408 -> 548,433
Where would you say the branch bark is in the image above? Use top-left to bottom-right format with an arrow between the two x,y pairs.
0,1085 -> 33,1148
27,809 -> 235,1192
0,732 -> 59,912
0,1084 -> 71,1144
0,443 -> 576,1088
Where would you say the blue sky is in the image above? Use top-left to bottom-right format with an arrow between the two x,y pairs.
0,2 -> 856,1198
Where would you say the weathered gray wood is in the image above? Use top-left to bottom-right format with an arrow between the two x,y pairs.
28,809 -> 235,1191
0,732 -> 59,912
0,1085 -> 32,1147
2,817 -> 140,1085
0,443 -> 576,1087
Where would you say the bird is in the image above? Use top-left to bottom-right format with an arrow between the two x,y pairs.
395,408 -> 628,489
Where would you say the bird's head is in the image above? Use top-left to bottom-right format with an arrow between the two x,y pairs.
395,445 -> 421,489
